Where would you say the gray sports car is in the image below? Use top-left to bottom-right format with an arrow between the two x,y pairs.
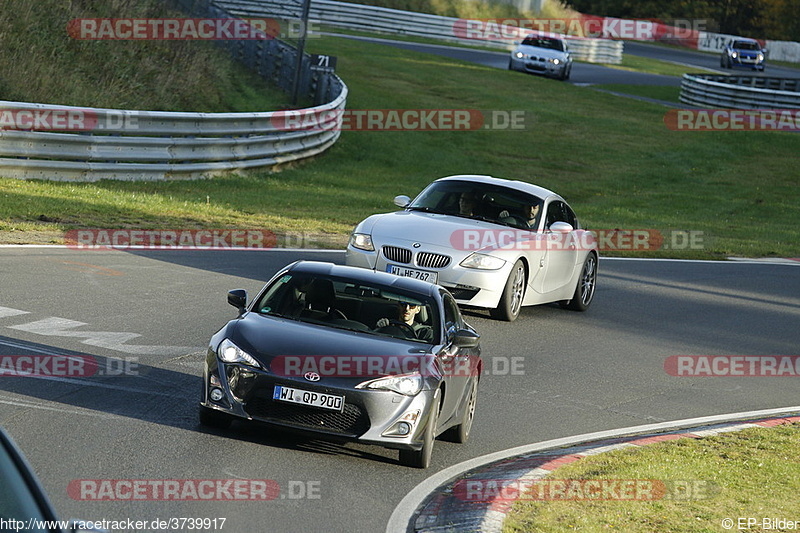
199,261 -> 481,468
346,175 -> 598,321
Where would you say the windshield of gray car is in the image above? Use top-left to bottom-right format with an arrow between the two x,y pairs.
408,180 -> 545,230
253,273 -> 440,344
521,37 -> 565,51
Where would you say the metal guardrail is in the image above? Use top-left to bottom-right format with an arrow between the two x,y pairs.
0,0 -> 348,181
215,0 -> 624,64
0,93 -> 346,180
680,74 -> 800,109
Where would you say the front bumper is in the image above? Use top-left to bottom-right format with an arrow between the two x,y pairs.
509,56 -> 568,77
201,352 -> 438,451
729,54 -> 765,69
345,244 -> 510,309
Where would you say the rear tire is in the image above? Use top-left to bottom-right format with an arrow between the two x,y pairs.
490,259 -> 526,321
560,253 -> 597,311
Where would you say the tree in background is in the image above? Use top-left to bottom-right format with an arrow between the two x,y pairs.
564,0 -> 799,40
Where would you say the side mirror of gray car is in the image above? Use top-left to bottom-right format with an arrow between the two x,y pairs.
394,195 -> 411,208
454,329 -> 480,348
227,289 -> 247,316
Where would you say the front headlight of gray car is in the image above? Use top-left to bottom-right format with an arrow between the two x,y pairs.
356,373 -> 423,396
217,338 -> 261,369
350,233 -> 375,251
460,253 -> 507,270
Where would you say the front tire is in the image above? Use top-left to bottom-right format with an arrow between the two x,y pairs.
490,259 -> 526,321
560,253 -> 597,311
444,377 -> 478,444
399,398 -> 439,468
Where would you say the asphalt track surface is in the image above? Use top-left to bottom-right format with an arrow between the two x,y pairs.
1,247 -> 798,532
333,34 -> 800,85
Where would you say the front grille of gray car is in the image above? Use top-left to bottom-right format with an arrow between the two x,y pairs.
383,245 -> 412,264
416,252 -> 451,269
245,398 -> 370,436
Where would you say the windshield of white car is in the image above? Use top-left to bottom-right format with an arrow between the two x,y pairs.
521,37 -> 564,51
409,180 -> 544,230
254,274 -> 440,344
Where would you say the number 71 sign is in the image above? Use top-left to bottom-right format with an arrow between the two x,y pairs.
310,54 -> 337,71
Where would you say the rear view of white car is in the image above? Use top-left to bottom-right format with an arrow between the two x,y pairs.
346,175 -> 598,321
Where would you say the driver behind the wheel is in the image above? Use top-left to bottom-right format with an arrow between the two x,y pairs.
499,203 -> 540,229
375,302 -> 434,342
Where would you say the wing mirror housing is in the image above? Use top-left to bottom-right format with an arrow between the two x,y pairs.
454,329 -> 480,349
549,221 -> 574,233
227,289 -> 247,316
394,195 -> 411,208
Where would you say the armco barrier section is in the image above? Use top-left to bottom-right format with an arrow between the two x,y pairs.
215,0 -> 624,64
0,93 -> 346,181
0,0 -> 348,181
680,74 -> 800,109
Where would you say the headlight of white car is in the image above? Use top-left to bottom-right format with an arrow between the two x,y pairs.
356,373 -> 423,396
515,52 -> 526,59
217,338 -> 261,369
460,253 -> 507,270
350,233 -> 375,251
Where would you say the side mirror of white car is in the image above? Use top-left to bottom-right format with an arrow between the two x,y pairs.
394,195 -> 411,208
549,221 -> 574,233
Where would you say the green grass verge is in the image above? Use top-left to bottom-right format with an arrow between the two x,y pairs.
0,0 -> 288,111
503,423 -> 800,533
594,85 -> 682,104
1,35 -> 799,258
603,53 -> 717,77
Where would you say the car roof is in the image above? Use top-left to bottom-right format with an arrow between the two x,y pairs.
433,174 -> 562,202
732,38 -> 759,45
285,261 -> 440,297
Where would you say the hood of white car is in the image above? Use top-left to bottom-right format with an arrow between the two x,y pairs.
369,210 -> 523,255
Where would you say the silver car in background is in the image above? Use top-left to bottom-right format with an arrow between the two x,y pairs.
346,175 -> 598,321
509,34 -> 572,80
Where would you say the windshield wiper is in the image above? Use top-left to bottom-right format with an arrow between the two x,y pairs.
407,206 -> 442,214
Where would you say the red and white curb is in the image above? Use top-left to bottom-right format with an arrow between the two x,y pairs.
387,406 -> 800,533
